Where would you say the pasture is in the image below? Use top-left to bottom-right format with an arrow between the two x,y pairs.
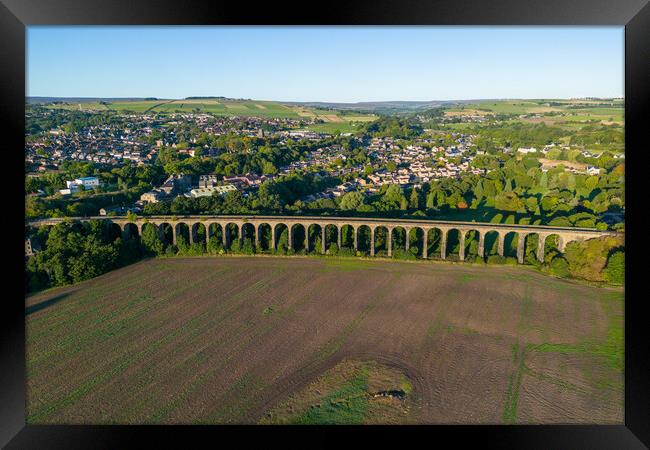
26,256 -> 622,424
42,98 -> 376,125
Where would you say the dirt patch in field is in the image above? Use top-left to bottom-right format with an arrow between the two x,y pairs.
260,359 -> 412,424
292,107 -> 316,117
445,109 -> 491,117
318,114 -> 345,123
25,257 -> 622,424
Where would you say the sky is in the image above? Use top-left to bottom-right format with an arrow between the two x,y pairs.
26,26 -> 624,102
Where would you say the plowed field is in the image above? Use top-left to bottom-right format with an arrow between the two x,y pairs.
25,257 -> 623,424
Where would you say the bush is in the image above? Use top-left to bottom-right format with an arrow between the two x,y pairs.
549,256 -> 570,278
563,236 -> 624,282
464,254 -> 478,263
337,247 -> 355,257
185,242 -> 206,256
326,244 -> 339,255
525,254 -> 543,268
240,238 -> 255,255
504,256 -> 518,265
392,249 -> 416,260
207,236 -> 223,255
487,255 -> 506,264
229,240 -> 241,254
604,250 -> 624,285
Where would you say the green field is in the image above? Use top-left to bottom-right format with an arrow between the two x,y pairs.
449,100 -> 621,115
444,99 -> 624,129
43,98 -> 377,126
475,101 -> 553,114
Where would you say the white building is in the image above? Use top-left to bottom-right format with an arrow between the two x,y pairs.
586,166 -> 602,175
65,176 -> 101,190
188,184 -> 237,198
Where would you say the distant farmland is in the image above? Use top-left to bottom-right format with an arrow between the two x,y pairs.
41,98 -> 377,124
25,257 -> 622,425
445,99 -> 624,127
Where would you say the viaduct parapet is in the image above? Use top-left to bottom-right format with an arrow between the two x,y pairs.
27,215 -> 622,264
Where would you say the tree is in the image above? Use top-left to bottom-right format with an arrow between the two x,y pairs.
540,195 -> 559,213
604,250 -> 624,285
339,191 -> 364,211
262,161 -> 277,175
525,197 -> 539,214
207,236 -> 224,255
141,224 -> 164,255
170,196 -> 192,215
549,255 -> 570,278
494,191 -> 523,212
409,188 -> 420,210
563,236 -> 622,282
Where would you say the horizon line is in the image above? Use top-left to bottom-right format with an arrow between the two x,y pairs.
26,95 -> 625,103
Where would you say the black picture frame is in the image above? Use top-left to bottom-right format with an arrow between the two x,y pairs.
2,0 -> 648,447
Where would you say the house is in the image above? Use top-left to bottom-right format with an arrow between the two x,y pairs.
77,176 -> 100,188
99,205 -> 125,216
223,173 -> 267,188
65,176 -> 101,192
586,166 -> 601,175
517,147 -> 537,154
140,189 -> 168,204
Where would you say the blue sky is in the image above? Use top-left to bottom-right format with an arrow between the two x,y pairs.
27,26 -> 624,102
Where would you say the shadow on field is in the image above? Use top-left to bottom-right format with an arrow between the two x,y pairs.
25,293 -> 71,316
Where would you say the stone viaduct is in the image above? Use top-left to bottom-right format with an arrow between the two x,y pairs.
27,215 -> 621,264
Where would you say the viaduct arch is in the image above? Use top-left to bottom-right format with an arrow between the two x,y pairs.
27,215 -> 621,264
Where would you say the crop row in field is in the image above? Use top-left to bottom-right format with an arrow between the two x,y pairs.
25,257 -> 623,424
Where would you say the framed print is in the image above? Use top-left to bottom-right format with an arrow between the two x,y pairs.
1,0 -> 648,447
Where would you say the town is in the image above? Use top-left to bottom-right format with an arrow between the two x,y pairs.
26,102 -> 623,225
